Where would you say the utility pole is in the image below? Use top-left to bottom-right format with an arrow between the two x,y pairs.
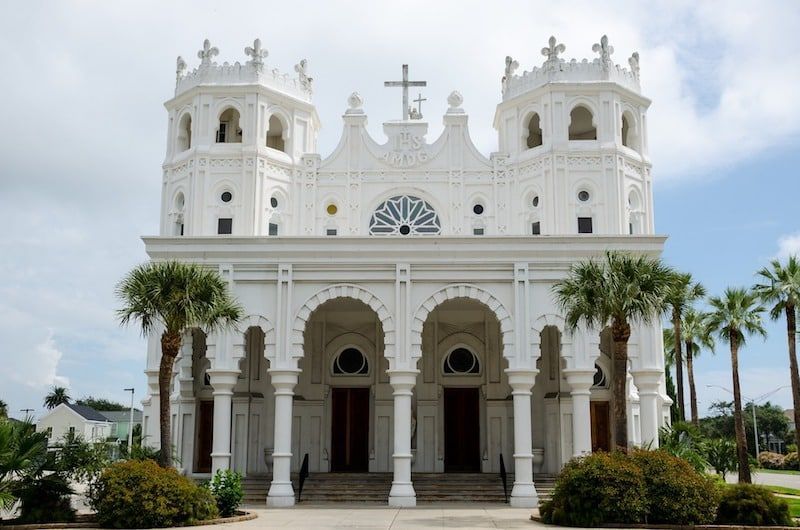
124,388 -> 135,451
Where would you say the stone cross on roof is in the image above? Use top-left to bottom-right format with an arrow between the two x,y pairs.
245,38 -> 268,69
412,93 -> 427,120
198,39 -> 219,67
384,64 -> 426,121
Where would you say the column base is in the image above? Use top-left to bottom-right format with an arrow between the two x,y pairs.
388,483 -> 416,507
510,482 -> 539,508
267,482 -> 295,508
266,494 -> 295,508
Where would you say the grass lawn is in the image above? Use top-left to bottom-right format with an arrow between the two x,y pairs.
764,485 -> 800,496
783,496 -> 800,518
757,468 -> 800,476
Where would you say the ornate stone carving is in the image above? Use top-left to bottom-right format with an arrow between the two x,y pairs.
294,59 -> 312,90
447,90 -> 463,111
628,52 -> 640,79
566,156 -> 602,169
197,39 -> 219,67
176,56 -> 187,85
502,56 -> 519,93
245,38 -> 268,69
346,92 -> 364,114
592,35 -> 614,73
541,36 -> 566,71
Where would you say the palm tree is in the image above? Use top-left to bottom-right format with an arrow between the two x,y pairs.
116,260 -> 242,467
665,273 -> 707,422
706,287 -> 767,483
662,328 -> 679,422
682,308 -> 715,426
43,386 -> 71,409
754,256 -> 800,459
553,251 -> 673,450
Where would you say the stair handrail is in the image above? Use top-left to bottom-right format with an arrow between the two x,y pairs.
499,453 -> 509,503
297,453 -> 309,502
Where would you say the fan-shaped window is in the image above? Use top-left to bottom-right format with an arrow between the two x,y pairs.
266,115 -> 285,152
177,114 -> 192,151
526,113 -> 542,148
217,108 -> 242,143
443,347 -> 480,375
569,106 -> 596,140
333,347 -> 369,375
369,195 -> 441,236
592,364 -> 607,388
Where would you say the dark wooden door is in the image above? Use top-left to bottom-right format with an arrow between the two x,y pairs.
590,401 -> 611,452
331,387 -> 370,472
196,401 -> 214,473
444,387 -> 481,472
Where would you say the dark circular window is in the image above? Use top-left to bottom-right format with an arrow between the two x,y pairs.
334,347 -> 368,375
221,191 -> 232,203
472,204 -> 484,215
578,190 -> 590,202
444,347 -> 480,374
593,364 -> 607,388
270,196 -> 279,208
399,224 -> 411,235
532,195 -> 539,208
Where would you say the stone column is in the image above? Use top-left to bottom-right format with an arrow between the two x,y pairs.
506,369 -> 539,508
267,369 -> 299,507
564,369 -> 594,457
388,370 -> 418,507
209,370 -> 239,473
631,369 -> 662,448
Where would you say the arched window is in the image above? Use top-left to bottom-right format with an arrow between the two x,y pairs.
526,113 -> 542,148
592,363 -> 608,388
568,106 -> 597,140
216,108 -> 242,143
177,114 -> 192,151
628,190 -> 643,235
266,115 -> 285,152
443,347 -> 480,375
173,192 -> 185,236
621,114 -> 631,147
333,347 -> 369,375
369,195 -> 441,236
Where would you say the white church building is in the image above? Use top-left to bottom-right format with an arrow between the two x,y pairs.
140,35 -> 670,508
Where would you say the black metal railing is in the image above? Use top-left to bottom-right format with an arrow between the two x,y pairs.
499,454 -> 509,503
297,453 -> 309,502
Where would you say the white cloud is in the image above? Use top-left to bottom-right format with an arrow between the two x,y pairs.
777,233 -> 800,259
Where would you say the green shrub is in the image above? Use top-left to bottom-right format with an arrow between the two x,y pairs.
784,451 -> 798,470
12,474 -> 75,524
759,451 -> 786,470
629,449 -> 719,525
706,438 -> 738,479
206,469 -> 243,517
92,460 -> 218,528
715,483 -> 792,526
540,452 -> 648,527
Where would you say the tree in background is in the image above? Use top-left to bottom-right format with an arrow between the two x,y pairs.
662,328 -> 680,423
553,251 -> 673,450
682,309 -> 715,426
75,397 -> 127,411
0,400 -> 7,419
43,386 -> 72,409
754,256 -> 800,463
665,273 -> 707,422
116,261 -> 242,467
706,288 -> 767,483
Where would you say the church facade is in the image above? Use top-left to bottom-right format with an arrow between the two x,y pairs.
140,36 -> 670,508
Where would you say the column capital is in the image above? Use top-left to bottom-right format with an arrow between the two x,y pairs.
207,369 -> 240,394
268,368 -> 300,391
630,369 -> 662,394
563,368 -> 595,394
387,369 -> 419,390
505,368 -> 539,391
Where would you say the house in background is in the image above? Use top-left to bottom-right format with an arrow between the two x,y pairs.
99,409 -> 143,444
37,403 -> 112,445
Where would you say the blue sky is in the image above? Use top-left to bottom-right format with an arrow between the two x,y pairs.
0,0 -> 798,419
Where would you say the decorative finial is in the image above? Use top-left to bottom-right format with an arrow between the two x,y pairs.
197,39 -> 219,67
628,52 -> 640,79
294,59 -> 313,90
541,36 -> 566,64
346,92 -> 364,113
245,38 -> 268,69
592,35 -> 615,72
176,56 -> 187,84
447,91 -> 464,114
502,56 -> 519,94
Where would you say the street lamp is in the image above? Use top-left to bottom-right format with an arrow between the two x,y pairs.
123,388 -> 135,451
706,384 -> 789,455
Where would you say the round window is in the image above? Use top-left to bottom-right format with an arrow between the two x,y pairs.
399,224 -> 411,235
532,195 -> 539,208
326,204 -> 338,216
444,347 -> 480,374
221,191 -> 232,203
270,196 -> 279,208
472,204 -> 484,215
578,190 -> 590,202
334,347 -> 368,375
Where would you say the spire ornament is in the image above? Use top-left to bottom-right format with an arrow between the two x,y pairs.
628,52 -> 640,79
592,35 -> 615,73
541,36 -> 566,70
502,56 -> 519,94
294,59 -> 312,91
176,56 -> 187,85
197,39 -> 219,67
245,38 -> 268,69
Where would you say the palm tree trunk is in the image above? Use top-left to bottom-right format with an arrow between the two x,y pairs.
686,340 -> 699,426
612,317 -> 631,451
158,331 -> 181,468
786,304 -> 800,467
730,333 -> 751,483
673,310 -> 686,422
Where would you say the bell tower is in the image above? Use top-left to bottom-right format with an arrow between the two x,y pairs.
160,38 -> 320,238
494,35 -> 653,237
